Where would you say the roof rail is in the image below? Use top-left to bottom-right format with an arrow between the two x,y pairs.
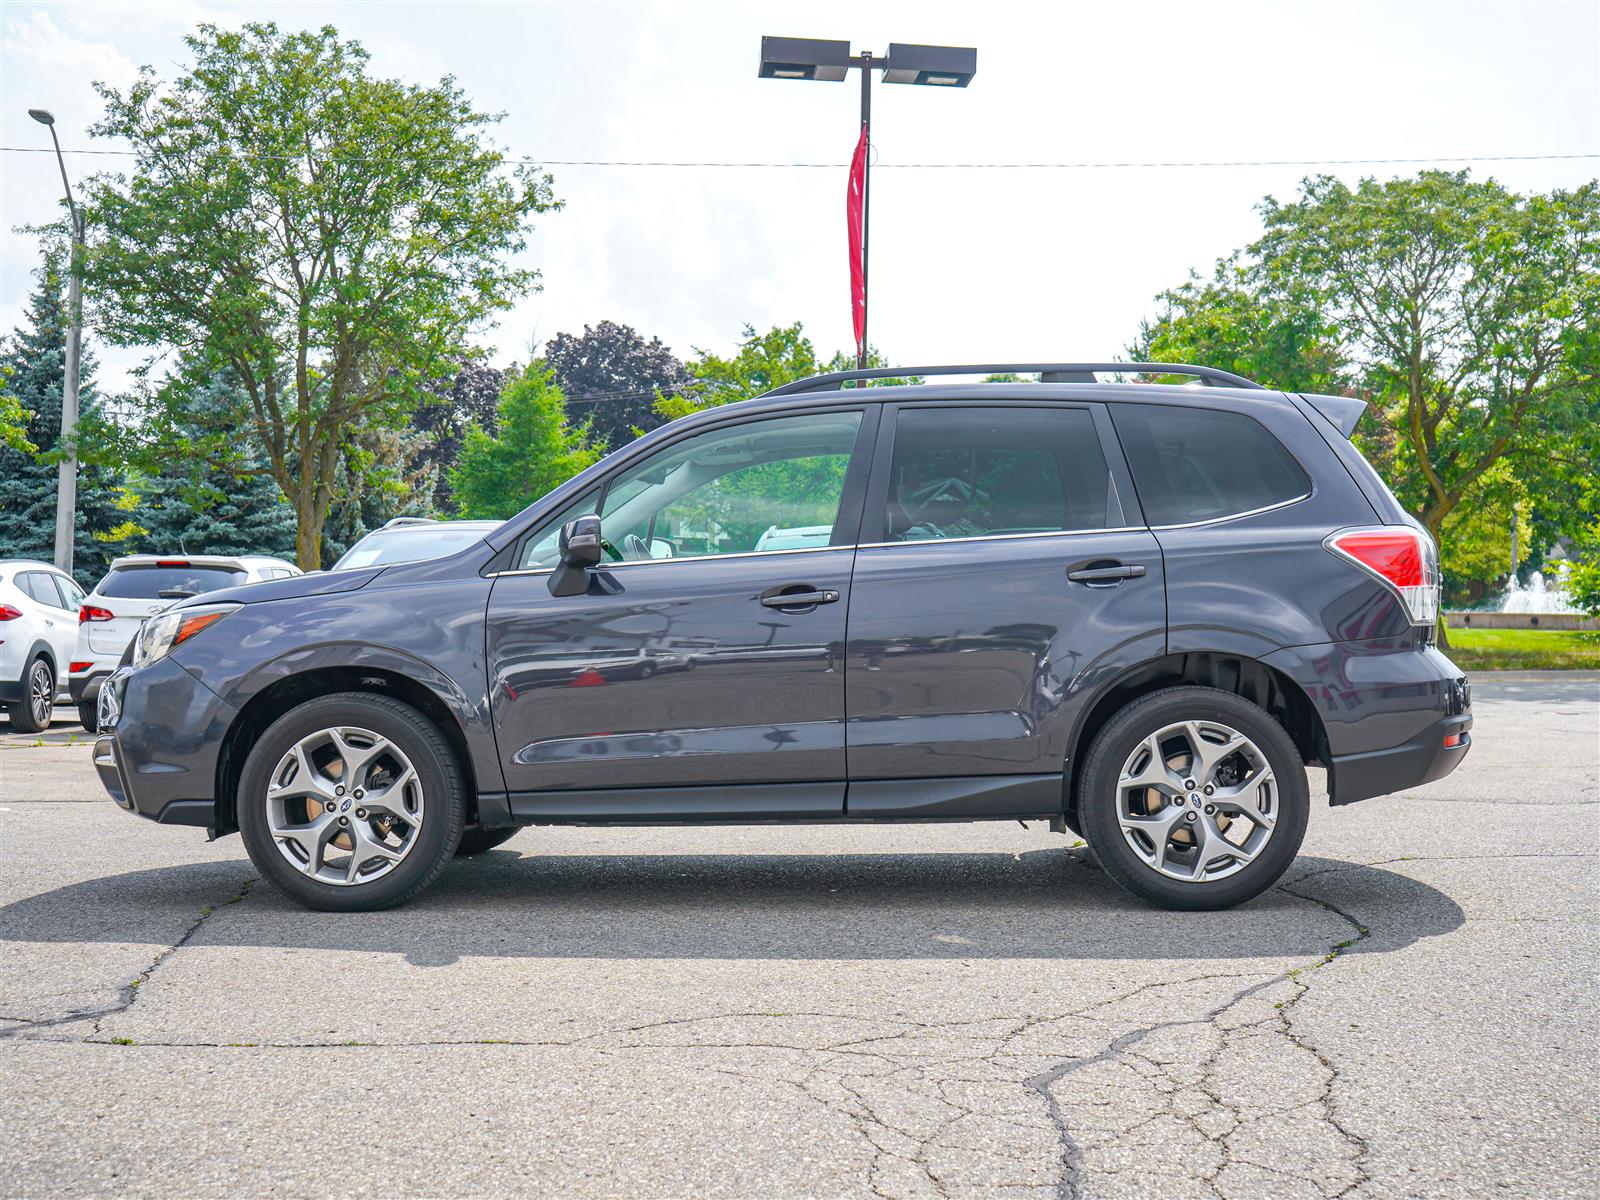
762,362 -> 1266,397
381,516 -> 438,529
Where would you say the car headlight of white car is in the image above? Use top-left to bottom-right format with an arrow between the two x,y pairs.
131,603 -> 240,669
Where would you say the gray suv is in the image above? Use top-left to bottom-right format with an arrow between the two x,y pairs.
92,363 -> 1472,912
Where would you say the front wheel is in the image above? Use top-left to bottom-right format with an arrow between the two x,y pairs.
1079,686 -> 1309,910
237,692 -> 466,911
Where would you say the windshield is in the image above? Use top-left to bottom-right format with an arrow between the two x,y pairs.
332,526 -> 490,570
99,565 -> 247,598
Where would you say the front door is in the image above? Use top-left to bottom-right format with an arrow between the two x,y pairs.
843,402 -> 1166,816
486,407 -> 873,818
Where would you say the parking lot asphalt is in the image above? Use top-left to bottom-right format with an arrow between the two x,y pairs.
1,673 -> 1596,1199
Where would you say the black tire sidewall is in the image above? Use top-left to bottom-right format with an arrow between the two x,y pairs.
238,693 -> 465,911
1080,687 -> 1309,910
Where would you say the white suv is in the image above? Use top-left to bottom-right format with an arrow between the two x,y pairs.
73,554 -> 300,728
0,560 -> 86,732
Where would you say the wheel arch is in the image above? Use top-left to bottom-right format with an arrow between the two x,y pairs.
1063,651 -> 1331,830
213,664 -> 481,837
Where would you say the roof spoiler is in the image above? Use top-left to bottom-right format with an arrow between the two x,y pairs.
1300,393 -> 1366,438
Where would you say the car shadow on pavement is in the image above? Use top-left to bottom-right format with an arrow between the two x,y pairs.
0,849 -> 1463,967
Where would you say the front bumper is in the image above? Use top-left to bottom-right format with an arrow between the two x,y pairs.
94,657 -> 238,830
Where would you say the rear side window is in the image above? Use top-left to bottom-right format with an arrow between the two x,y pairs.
98,565 -> 247,598
880,407 -> 1113,542
1111,404 -> 1311,526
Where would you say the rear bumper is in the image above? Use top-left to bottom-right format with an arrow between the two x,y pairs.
69,670 -> 110,705
1263,639 -> 1471,805
94,657 -> 235,829
1327,711 -> 1472,806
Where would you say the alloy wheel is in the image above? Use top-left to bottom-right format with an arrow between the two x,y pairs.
264,726 -> 425,886
1116,719 -> 1277,883
29,663 -> 53,727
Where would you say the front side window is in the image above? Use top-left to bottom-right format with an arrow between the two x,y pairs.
520,411 -> 864,568
878,407 -> 1113,543
1110,403 -> 1311,526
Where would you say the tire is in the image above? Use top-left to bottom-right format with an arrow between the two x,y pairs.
1078,686 -> 1309,911
454,825 -> 521,856
78,702 -> 99,732
237,692 -> 466,911
8,658 -> 55,734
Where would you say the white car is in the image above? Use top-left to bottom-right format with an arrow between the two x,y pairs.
72,554 -> 300,729
0,559 -> 87,732
331,518 -> 502,570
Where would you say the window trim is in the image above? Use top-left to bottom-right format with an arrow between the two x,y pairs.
860,401 -> 1130,547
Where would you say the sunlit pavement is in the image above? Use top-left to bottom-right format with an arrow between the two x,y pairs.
1,674 -> 1595,1199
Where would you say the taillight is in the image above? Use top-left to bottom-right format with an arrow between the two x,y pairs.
0,604 -> 22,621
80,605 -> 115,624
1325,526 -> 1439,626
70,661 -> 95,674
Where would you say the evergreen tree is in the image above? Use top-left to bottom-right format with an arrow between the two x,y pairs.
130,373 -> 298,559
0,263 -> 130,587
448,363 -> 600,520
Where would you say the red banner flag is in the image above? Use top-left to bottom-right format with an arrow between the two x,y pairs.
847,123 -> 868,360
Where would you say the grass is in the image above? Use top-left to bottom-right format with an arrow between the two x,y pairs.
1444,627 -> 1600,671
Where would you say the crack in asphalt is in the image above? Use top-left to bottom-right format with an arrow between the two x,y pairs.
0,876 -> 255,1042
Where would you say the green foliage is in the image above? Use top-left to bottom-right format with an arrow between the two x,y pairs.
656,323 -> 823,421
0,373 -> 34,455
1133,171 -> 1600,604
1444,626 -> 1600,670
448,363 -> 601,520
1564,560 -> 1600,619
130,374 -> 298,559
75,21 -> 558,568
0,265 -> 130,586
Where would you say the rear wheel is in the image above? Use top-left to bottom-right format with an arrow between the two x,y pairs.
8,658 -> 55,734
1079,686 -> 1309,910
78,702 -> 99,732
237,692 -> 466,911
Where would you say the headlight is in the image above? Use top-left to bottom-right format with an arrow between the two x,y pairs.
132,603 -> 239,668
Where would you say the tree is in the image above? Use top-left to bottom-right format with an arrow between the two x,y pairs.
76,22 -> 558,569
0,264 -> 131,586
132,374 -> 298,559
1133,172 -> 1600,630
448,363 -> 601,520
410,359 -> 507,514
545,321 -> 690,450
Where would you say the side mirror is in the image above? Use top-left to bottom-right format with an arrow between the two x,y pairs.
549,515 -> 602,596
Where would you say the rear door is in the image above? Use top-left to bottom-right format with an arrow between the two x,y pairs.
843,402 -> 1166,816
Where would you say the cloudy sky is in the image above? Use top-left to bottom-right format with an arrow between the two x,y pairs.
3,0 -> 1597,393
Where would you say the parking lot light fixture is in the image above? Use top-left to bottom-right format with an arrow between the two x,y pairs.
759,36 -> 977,368
29,105 -> 86,578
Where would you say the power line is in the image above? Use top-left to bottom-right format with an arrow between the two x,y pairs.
1,146 -> 1595,169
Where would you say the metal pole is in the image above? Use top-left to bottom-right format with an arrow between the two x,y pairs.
47,123 -> 82,578
858,51 -> 872,369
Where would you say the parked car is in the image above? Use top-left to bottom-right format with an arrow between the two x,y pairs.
73,554 -> 300,730
330,518 -> 503,571
91,362 -> 1471,913
0,560 -> 86,732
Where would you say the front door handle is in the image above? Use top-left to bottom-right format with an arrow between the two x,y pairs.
1067,563 -> 1146,585
760,588 -> 840,609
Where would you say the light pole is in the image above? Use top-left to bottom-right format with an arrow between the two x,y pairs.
759,38 -> 977,368
29,107 -> 84,578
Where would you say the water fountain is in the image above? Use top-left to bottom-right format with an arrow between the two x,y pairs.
1497,566 -> 1583,615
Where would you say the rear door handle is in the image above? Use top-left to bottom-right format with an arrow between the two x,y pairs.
760,589 -> 840,609
1067,564 -> 1146,585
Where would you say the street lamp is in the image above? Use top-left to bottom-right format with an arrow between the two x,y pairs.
759,37 -> 977,368
29,107 -> 84,578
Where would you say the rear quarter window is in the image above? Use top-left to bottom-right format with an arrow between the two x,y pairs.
1110,403 -> 1311,526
